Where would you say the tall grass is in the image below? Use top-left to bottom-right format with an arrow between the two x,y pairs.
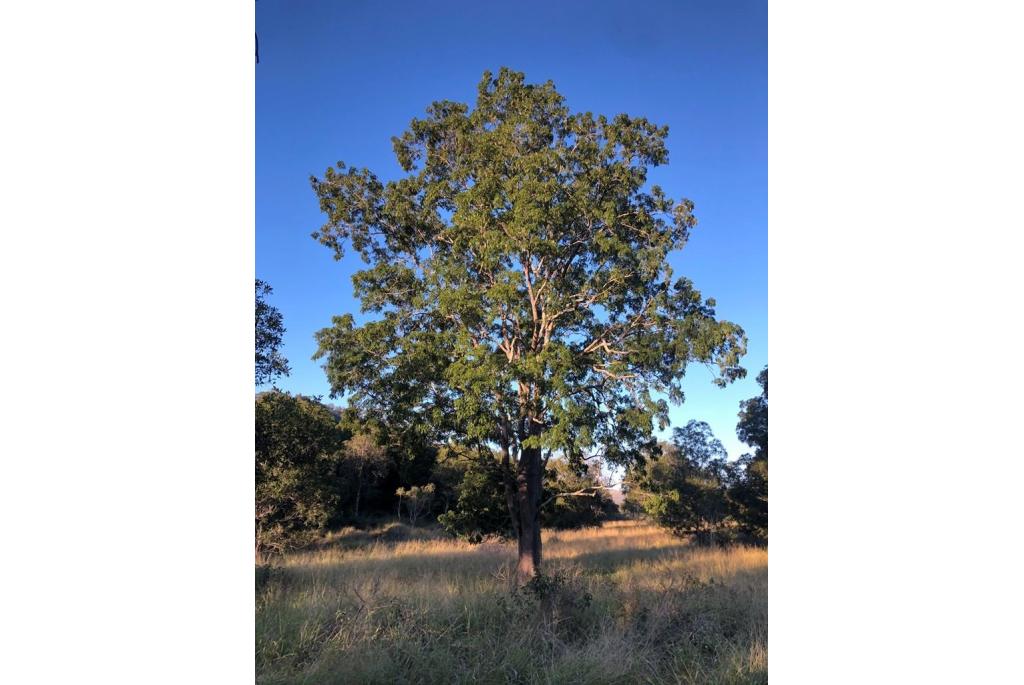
256,520 -> 767,684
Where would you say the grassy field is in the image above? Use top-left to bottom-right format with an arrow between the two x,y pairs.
256,520 -> 767,684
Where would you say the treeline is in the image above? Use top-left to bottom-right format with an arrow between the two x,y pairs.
255,390 -> 617,556
624,368 -> 768,545
256,278 -> 766,557
255,365 -> 766,555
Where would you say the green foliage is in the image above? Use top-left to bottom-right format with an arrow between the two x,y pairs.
736,366 -> 767,462
630,421 -> 734,544
502,569 -> 596,644
437,454 -> 513,541
436,450 -> 617,538
729,456 -> 767,544
255,390 -> 350,555
332,407 -> 440,519
387,431 -> 438,490
428,450 -> 467,516
310,68 -> 747,550
542,459 -> 619,529
254,392 -> 444,550
729,366 -> 768,542
255,279 -> 290,386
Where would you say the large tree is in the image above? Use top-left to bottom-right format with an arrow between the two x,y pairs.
311,68 -> 746,582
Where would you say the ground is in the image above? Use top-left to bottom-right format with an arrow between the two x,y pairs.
256,520 -> 767,684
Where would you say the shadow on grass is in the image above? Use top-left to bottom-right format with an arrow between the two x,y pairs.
274,528 -> 762,590
279,546 -> 516,585
309,523 -> 445,553
550,542 -> 688,570
544,532 -> 688,557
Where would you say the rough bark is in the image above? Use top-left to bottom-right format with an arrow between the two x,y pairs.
515,444 -> 543,584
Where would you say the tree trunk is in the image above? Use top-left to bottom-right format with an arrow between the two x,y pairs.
515,445 -> 543,584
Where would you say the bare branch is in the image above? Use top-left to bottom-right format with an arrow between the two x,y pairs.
540,482 -> 621,510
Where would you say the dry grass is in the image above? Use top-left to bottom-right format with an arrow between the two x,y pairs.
256,520 -> 767,684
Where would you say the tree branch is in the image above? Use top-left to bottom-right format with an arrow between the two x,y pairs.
540,482 -> 621,510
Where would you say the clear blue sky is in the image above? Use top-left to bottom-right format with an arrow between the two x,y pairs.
256,0 -> 766,460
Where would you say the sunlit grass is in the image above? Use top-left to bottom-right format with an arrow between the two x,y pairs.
257,520 -> 767,684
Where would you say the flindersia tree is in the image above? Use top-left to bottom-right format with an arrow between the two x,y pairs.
310,68 -> 747,582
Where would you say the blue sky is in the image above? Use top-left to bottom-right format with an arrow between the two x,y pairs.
256,0 -> 766,459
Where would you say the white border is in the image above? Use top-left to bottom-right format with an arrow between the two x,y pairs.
1,1 -> 254,681
772,1 -> 1024,682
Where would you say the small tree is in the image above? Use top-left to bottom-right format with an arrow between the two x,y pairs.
255,279 -> 290,385
542,459 -> 618,529
311,68 -> 746,582
396,483 -> 436,526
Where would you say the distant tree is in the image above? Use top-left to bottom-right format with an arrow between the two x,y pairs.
311,68 -> 746,582
428,449 -> 465,516
737,366 -> 767,461
541,459 -> 618,529
437,452 -> 513,542
256,279 -> 290,385
730,366 -> 767,542
255,391 -> 349,557
343,432 -> 389,519
396,483 -> 435,526
631,421 -> 732,544
336,407 -> 439,517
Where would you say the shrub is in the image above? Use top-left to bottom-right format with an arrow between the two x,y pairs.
502,569 -> 596,644
437,460 -> 512,540
255,391 -> 350,557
